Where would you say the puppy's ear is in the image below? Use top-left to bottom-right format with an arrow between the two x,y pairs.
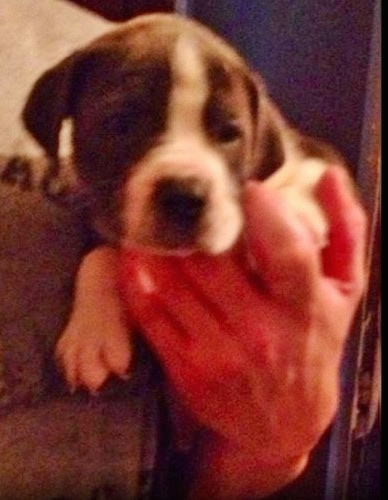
249,72 -> 287,180
22,53 -> 81,158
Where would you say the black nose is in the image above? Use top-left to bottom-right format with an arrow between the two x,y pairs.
154,177 -> 207,232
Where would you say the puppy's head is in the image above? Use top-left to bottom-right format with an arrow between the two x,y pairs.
23,14 -> 284,255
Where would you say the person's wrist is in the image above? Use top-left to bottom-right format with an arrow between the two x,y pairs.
251,449 -> 310,486
191,430 -> 311,499
212,432 -> 310,476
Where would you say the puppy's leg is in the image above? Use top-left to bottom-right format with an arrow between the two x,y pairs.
56,246 -> 133,392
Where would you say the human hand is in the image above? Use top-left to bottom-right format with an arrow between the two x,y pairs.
120,166 -> 366,468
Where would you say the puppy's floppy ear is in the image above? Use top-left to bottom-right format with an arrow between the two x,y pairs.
249,72 -> 288,180
22,53 -> 82,158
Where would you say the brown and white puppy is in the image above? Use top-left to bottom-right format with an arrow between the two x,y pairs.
23,13 -> 345,391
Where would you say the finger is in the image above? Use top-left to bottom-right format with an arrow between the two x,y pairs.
123,253 -> 230,343
243,181 -> 320,301
149,257 -> 231,341
123,260 -> 251,378
124,286 -> 187,374
179,252 -> 257,309
126,286 -> 261,409
316,167 -> 367,294
178,253 -> 269,337
149,256 -> 273,366
122,249 -> 274,360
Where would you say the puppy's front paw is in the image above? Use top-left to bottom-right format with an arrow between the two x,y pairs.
266,158 -> 330,248
56,313 -> 133,393
283,188 -> 329,248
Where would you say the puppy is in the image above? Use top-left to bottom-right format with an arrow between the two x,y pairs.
22,13 -> 346,391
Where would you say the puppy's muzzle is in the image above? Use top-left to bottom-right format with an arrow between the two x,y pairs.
123,147 -> 244,255
153,176 -> 208,246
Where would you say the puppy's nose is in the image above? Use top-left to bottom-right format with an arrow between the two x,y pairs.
153,177 -> 207,232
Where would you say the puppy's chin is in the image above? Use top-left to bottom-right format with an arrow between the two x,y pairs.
120,144 -> 245,257
120,226 -> 242,257
120,204 -> 244,257
120,241 -> 197,257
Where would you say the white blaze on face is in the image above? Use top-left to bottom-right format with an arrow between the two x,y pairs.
121,34 -> 244,254
167,35 -> 208,137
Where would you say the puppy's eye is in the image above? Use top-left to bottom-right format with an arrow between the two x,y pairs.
216,122 -> 242,143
